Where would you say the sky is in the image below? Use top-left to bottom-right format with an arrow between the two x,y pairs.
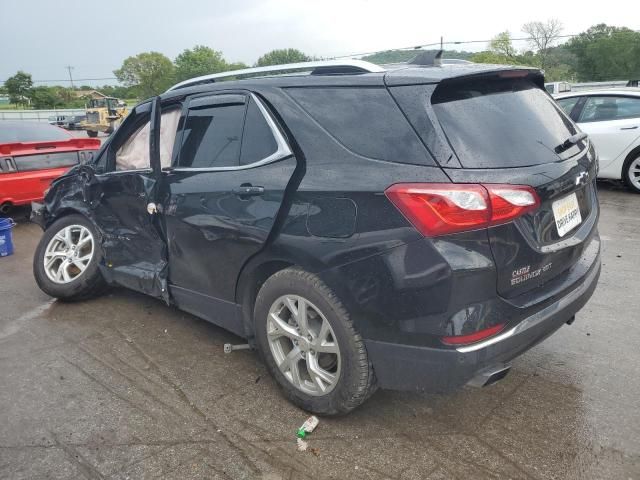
1,0 -> 637,86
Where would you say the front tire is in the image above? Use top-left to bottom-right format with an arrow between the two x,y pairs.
623,154 -> 640,193
254,268 -> 376,415
33,214 -> 106,301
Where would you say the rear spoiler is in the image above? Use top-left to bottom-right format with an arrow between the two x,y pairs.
0,138 -> 101,156
438,69 -> 545,90
384,65 -> 545,89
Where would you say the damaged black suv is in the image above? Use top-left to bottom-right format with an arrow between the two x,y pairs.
32,57 -> 600,415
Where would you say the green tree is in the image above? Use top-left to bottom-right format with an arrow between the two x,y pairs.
174,45 -> 228,82
567,24 -> 640,81
30,86 -> 64,109
522,19 -> 563,70
4,71 -> 33,107
471,51 -> 513,64
542,46 -> 577,81
114,52 -> 175,98
256,48 -> 311,67
490,31 -> 517,59
226,62 -> 248,71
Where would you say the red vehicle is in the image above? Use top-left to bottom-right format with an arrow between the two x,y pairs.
0,122 -> 100,213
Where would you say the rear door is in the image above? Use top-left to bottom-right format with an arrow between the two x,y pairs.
162,92 -> 296,333
574,95 -> 640,171
426,74 -> 599,299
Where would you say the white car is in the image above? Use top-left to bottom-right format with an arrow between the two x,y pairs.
555,89 -> 640,193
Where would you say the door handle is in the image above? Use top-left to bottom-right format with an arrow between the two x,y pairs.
621,126 -> 639,130
232,185 -> 265,197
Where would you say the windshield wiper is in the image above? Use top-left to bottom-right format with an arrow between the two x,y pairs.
554,132 -> 588,154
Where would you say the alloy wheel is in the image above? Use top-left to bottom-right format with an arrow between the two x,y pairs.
629,156 -> 640,191
267,295 -> 341,396
43,225 -> 95,284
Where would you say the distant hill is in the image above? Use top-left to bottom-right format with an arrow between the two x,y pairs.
361,49 -> 475,65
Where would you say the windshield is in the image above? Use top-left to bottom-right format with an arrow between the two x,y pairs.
0,122 -> 71,143
432,78 -> 579,168
89,99 -> 108,108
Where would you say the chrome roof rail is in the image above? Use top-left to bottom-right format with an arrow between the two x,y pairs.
167,59 -> 386,91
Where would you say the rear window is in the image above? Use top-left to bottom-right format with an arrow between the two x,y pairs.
15,151 -> 78,172
286,87 -> 432,165
0,123 -> 70,143
432,78 -> 579,168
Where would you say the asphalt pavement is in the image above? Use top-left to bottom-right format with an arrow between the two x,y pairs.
0,182 -> 638,479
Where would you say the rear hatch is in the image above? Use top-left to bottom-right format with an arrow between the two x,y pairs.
429,72 -> 598,298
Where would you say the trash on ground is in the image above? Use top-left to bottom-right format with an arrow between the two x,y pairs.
296,415 -> 319,439
296,438 -> 308,452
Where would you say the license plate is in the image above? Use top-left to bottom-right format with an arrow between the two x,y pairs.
552,192 -> 582,237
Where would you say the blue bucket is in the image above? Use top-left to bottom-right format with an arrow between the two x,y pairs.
0,217 -> 16,257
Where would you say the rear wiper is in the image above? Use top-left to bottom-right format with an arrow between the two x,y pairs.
554,132 -> 588,154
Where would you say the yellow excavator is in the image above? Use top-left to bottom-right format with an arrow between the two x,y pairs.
80,92 -> 129,137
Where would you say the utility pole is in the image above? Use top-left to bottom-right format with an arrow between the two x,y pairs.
65,65 -> 74,89
440,36 -> 443,50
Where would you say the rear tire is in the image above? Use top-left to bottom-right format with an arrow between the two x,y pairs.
623,154 -> 640,193
254,267 -> 376,415
86,130 -> 98,138
33,214 -> 107,301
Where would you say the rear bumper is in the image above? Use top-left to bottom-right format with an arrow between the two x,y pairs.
365,251 -> 601,392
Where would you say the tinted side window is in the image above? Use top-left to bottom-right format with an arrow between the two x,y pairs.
240,98 -> 278,165
178,104 -> 245,168
556,97 -> 580,116
579,96 -> 640,123
286,87 -> 431,164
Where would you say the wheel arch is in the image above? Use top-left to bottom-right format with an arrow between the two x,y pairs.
235,242 -> 334,341
236,258 -> 294,341
44,207 -> 92,230
622,144 -> 640,190
623,144 -> 640,170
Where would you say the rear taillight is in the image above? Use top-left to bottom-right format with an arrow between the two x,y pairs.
441,323 -> 506,346
385,183 -> 539,237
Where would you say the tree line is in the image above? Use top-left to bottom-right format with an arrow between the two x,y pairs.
1,47 -> 311,109
113,46 -> 314,98
3,21 -> 639,109
461,22 -> 639,82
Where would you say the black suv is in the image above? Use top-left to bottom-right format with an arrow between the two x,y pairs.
32,58 -> 600,415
